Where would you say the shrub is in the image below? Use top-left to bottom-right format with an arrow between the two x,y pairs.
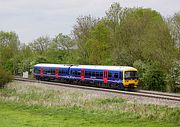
134,60 -> 166,91
166,60 -> 180,92
0,67 -> 13,88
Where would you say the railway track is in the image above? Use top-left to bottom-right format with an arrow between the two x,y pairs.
14,77 -> 180,102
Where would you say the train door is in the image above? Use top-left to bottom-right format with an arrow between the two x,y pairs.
55,67 -> 58,78
81,68 -> 85,81
103,70 -> 108,84
40,67 -> 44,77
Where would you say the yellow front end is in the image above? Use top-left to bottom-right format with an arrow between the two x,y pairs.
123,79 -> 139,88
123,69 -> 139,88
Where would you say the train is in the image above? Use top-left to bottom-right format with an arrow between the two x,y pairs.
33,64 -> 139,90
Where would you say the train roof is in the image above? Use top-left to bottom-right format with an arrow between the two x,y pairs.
34,64 -> 71,68
70,65 -> 137,71
34,64 -> 137,71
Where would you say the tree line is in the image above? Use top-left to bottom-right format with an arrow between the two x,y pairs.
0,3 -> 179,92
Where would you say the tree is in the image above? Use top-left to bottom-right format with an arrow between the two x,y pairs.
73,15 -> 99,64
85,21 -> 111,65
167,12 -> 180,57
134,60 -> 166,91
106,6 -> 177,69
0,66 -> 12,88
0,31 -> 20,73
52,33 -> 75,52
46,33 -> 75,64
29,36 -> 51,55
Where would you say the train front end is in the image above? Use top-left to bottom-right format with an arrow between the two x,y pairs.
122,68 -> 139,89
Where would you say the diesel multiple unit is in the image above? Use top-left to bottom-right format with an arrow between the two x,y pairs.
34,64 -> 139,90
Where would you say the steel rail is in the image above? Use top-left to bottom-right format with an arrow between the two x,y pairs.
14,77 -> 180,102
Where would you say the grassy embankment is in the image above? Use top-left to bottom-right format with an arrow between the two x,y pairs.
0,81 -> 179,127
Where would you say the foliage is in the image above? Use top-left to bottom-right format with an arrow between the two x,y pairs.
134,60 -> 166,91
73,15 -> 100,64
0,67 -> 12,88
0,3 -> 180,92
29,36 -> 51,55
0,31 -> 20,73
166,60 -> 180,92
168,11 -> 180,49
85,21 -> 111,64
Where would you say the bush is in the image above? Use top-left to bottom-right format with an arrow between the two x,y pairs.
0,67 -> 13,88
166,60 -> 180,92
134,60 -> 166,91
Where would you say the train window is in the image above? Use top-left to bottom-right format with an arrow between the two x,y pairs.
88,72 -> 92,76
74,71 -> 77,75
108,72 -> 112,78
51,70 -> 55,75
72,70 -> 75,75
85,71 -> 89,76
46,69 -> 51,74
44,69 -> 49,74
95,72 -> 99,77
62,70 -> 65,74
78,71 -> 81,75
100,72 -> 103,77
44,69 -> 47,74
114,73 -> 119,78
92,72 -> 95,77
35,69 -> 40,73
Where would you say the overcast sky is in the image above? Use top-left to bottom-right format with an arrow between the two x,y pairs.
0,0 -> 179,43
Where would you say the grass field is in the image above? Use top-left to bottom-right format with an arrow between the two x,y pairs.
0,81 -> 179,127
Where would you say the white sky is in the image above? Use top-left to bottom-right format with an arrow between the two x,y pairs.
0,0 -> 179,43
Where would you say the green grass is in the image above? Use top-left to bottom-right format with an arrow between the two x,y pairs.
0,101 -> 179,127
0,81 -> 180,127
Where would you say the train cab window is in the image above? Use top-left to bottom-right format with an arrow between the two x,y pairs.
108,72 -> 112,78
114,73 -> 119,79
95,72 -> 100,77
92,72 -> 95,77
100,72 -> 103,77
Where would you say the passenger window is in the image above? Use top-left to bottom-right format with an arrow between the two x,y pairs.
108,72 -> 112,78
72,71 -> 75,75
35,69 -> 40,73
85,71 -> 89,76
96,72 -> 99,77
92,72 -> 95,76
78,71 -> 81,75
89,72 -> 92,76
100,72 -> 103,77
51,70 -> 55,74
74,71 -> 77,75
114,73 -> 118,78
